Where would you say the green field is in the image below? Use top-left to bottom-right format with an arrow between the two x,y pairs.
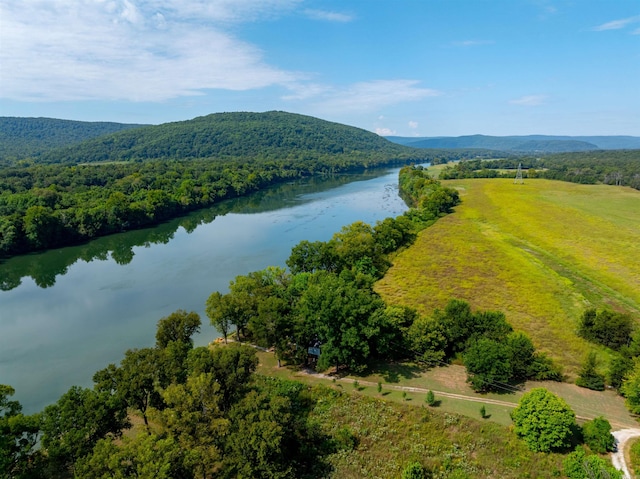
376,178 -> 640,374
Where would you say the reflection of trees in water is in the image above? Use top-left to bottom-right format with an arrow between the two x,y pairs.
0,169 -> 392,291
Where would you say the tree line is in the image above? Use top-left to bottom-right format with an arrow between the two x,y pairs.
438,150 -> 640,190
0,156 -> 421,258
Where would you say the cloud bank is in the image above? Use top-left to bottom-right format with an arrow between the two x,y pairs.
0,0 -> 301,102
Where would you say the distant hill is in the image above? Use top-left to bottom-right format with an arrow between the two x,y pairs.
386,134 -> 640,152
29,111 -> 419,165
0,117 -> 146,160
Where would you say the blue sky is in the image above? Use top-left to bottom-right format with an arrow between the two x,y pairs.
1,0 -> 638,136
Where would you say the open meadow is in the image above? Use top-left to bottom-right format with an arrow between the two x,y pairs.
375,178 -> 640,374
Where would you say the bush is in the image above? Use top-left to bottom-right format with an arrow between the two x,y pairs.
581,417 -> 615,453
401,461 -> 427,479
563,447 -> 622,479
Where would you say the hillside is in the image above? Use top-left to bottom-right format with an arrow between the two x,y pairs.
29,111 -> 420,165
0,117 -> 146,161
386,134 -> 640,152
375,178 -> 640,374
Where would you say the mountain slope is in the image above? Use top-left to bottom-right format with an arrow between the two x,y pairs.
35,111 -> 419,165
0,117 -> 146,160
386,134 -> 640,152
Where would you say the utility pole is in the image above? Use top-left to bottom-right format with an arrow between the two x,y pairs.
514,163 -> 524,184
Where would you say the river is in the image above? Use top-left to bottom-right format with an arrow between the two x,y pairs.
0,166 -> 410,413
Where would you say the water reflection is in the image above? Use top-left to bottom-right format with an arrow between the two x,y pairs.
0,171 -> 383,291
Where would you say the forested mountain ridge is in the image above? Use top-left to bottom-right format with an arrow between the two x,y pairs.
386,134 -> 640,152
0,117 -> 146,161
24,111 -> 421,165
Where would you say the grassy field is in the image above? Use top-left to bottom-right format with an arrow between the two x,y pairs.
376,178 -> 640,374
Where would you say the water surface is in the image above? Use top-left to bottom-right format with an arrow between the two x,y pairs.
0,167 -> 409,412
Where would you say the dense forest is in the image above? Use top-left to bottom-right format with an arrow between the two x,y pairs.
438,150 -> 640,190
0,112 -> 500,259
0,117 -> 145,162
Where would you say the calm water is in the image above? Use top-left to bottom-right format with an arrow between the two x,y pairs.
0,167 -> 409,412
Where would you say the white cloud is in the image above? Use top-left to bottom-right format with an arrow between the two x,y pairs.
303,9 -> 353,23
509,94 -> 547,106
308,80 -> 441,114
0,0 -> 302,102
408,121 -> 418,129
592,15 -> 640,31
375,127 -> 396,136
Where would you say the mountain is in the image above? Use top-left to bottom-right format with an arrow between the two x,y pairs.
25,111 -> 418,165
0,117 -> 146,160
385,134 -> 640,152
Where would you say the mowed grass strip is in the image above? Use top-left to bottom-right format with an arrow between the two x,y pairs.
376,178 -> 640,374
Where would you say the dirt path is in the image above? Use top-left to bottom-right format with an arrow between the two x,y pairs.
303,370 -> 631,426
612,429 -> 640,479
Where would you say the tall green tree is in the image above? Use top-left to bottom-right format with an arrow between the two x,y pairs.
464,338 -> 512,392
155,310 -> 201,349
620,358 -> 640,414
1,385 -> 42,479
575,352 -> 605,391
511,388 -> 576,452
295,271 -> 387,372
40,386 -> 129,475
205,291 -> 233,343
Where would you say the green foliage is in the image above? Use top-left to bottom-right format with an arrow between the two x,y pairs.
511,388 -> 577,453
631,438 -> 640,478
575,352 -> 605,391
398,165 -> 461,224
563,447 -> 622,479
620,358 -> 640,414
608,353 -> 633,390
74,434 -> 184,479
0,385 -> 42,479
40,385 -> 129,475
155,309 -> 201,349
295,271 -> 389,372
581,417 -> 615,454
425,390 -> 436,406
0,117 -> 145,162
439,150 -> 640,191
401,461 -> 428,479
578,308 -> 633,350
408,315 -> 447,366
464,338 -> 512,392
479,405 -> 487,419
435,299 -> 513,356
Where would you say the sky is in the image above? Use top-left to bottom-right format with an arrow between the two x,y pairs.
0,0 -> 639,137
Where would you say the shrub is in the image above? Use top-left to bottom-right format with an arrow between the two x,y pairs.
581,417 -> 615,453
